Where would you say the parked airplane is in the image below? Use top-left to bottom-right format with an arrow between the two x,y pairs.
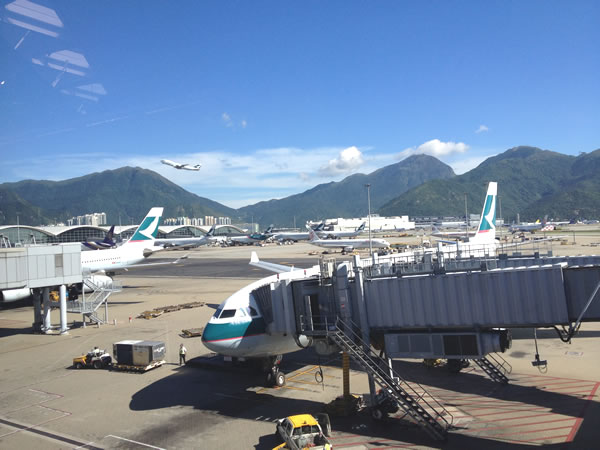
201,184 -> 498,386
318,222 -> 366,239
1,207 -> 185,303
160,159 -> 202,171
82,225 -> 117,250
430,226 -> 474,240
271,223 -> 324,243
155,225 -> 220,249
509,216 -> 549,234
202,252 -> 320,386
228,226 -> 274,245
413,182 -> 498,258
307,227 -> 390,253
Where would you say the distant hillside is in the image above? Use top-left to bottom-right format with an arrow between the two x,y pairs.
0,167 -> 236,225
238,154 -> 455,227
379,147 -> 600,221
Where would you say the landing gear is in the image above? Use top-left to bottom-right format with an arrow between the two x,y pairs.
264,355 -> 285,387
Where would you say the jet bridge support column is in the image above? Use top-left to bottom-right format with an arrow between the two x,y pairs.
59,284 -> 68,334
352,255 -> 376,400
32,290 -> 43,332
42,287 -> 52,333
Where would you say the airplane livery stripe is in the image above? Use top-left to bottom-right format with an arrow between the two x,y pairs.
202,318 -> 267,342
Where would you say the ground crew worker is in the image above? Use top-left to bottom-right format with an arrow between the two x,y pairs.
179,343 -> 187,365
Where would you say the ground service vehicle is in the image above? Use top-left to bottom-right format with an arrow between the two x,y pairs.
73,349 -> 112,369
274,414 -> 332,449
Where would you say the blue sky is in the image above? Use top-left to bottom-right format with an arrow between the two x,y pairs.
1,0 -> 599,208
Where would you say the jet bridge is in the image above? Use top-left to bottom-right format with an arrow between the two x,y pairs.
259,251 -> 600,439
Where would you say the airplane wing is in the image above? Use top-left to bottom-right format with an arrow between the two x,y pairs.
249,251 -> 298,273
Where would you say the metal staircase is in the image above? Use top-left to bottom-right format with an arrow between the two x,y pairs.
67,277 -> 122,324
329,318 -> 453,441
473,353 -> 512,384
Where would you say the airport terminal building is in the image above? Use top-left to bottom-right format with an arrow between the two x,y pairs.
309,215 -> 415,232
0,224 -> 246,247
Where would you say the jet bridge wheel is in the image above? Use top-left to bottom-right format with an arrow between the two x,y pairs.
370,406 -> 387,421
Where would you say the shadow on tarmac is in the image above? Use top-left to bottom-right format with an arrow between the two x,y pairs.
125,349 -> 595,449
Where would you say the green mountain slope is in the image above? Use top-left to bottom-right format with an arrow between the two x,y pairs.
1,167 -> 236,225
379,147 -> 600,221
238,154 -> 455,227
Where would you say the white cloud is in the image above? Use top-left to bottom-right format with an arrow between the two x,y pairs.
221,112 -> 233,127
475,125 -> 489,134
318,146 -> 365,177
241,119 -> 247,128
398,139 -> 469,159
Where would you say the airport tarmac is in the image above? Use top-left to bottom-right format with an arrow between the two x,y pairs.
1,232 -> 600,449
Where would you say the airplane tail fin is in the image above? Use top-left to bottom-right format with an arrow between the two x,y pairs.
470,182 -> 497,244
124,207 -> 163,246
206,225 -> 216,237
308,228 -> 319,242
357,222 -> 366,232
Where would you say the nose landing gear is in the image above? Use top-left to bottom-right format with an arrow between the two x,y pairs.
264,354 -> 285,387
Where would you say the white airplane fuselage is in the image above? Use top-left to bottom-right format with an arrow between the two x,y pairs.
202,268 -> 318,358
81,242 -> 162,273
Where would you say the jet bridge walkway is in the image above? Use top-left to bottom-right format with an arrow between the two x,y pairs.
258,251 -> 600,440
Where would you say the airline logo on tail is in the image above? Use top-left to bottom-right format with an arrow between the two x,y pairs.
128,207 -> 164,242
472,182 -> 497,243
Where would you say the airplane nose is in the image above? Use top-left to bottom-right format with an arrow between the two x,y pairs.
201,322 -> 223,352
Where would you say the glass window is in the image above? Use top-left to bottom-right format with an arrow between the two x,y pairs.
213,307 -> 223,318
248,306 -> 258,317
219,309 -> 236,319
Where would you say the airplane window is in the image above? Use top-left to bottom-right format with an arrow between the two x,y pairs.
213,307 -> 223,318
248,306 -> 258,317
219,309 -> 236,319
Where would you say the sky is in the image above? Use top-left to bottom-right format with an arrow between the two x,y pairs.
1,0 -> 599,209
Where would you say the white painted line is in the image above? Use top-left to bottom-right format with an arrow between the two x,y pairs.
106,435 -> 166,450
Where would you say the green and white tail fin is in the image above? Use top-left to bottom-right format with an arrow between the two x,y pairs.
470,182 -> 497,244
125,207 -> 164,245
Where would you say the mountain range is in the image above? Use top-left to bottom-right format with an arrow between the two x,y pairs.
1,147 -> 599,227
379,146 -> 600,222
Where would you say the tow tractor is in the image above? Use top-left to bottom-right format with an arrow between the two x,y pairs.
273,413 -> 332,449
73,348 -> 112,369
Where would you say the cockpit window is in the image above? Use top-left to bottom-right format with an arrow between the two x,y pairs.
219,309 -> 236,319
248,306 -> 258,317
213,306 -> 223,318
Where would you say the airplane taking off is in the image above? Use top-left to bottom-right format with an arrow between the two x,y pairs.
307,228 -> 390,253
160,159 -> 202,171
317,222 -> 366,239
82,225 -> 117,250
202,252 -> 320,386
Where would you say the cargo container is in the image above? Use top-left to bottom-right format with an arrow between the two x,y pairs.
113,340 -> 166,366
